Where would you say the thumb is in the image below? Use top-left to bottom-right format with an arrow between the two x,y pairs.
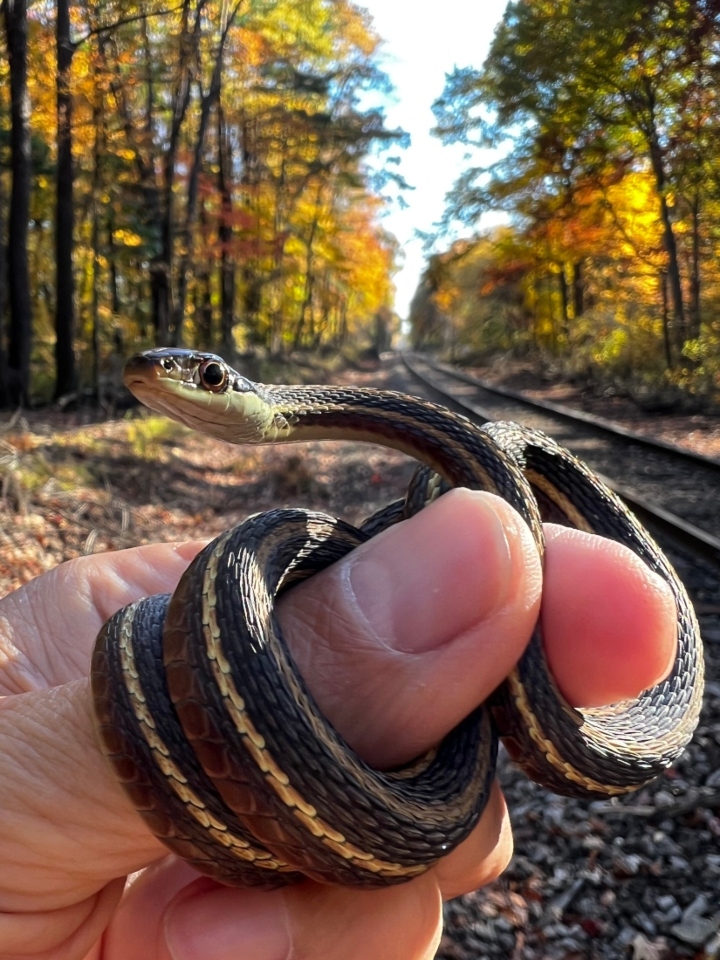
277,487 -> 542,768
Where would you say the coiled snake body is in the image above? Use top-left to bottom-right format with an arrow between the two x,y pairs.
91,349 -> 704,888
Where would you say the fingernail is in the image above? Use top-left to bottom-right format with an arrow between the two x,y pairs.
173,540 -> 211,561
346,489 -> 516,653
165,887 -> 292,960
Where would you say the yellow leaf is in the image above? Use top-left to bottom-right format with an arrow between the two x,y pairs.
113,229 -> 143,247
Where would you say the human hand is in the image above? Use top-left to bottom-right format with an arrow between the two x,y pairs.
0,489 -> 676,960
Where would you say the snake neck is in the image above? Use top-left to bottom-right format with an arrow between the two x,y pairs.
262,384 -> 531,514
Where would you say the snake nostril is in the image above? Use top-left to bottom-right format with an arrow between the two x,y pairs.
123,353 -> 161,385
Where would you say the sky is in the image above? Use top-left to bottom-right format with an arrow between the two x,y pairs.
359,0 -> 508,318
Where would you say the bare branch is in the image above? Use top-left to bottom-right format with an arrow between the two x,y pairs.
72,3 -> 186,50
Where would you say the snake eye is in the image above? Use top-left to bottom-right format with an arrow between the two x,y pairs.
198,360 -> 227,392
160,357 -> 174,372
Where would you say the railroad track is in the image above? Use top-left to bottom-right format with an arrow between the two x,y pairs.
393,356 -> 720,959
402,354 -> 720,568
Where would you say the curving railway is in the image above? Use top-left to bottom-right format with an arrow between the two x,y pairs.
402,353 -> 720,568
394,353 -> 720,960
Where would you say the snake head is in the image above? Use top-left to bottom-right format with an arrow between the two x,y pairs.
123,349 -> 272,443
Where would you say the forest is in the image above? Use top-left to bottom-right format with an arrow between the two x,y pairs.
0,0 -> 402,406
411,0 -> 720,403
4,0 -> 720,409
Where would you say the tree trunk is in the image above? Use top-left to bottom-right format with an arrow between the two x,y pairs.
196,261 -> 213,346
657,190 -> 685,351
91,189 -> 101,403
141,13 -> 154,136
644,96 -> 686,349
156,0 -> 207,345
174,0 -> 242,342
543,268 -> 557,352
240,117 -> 263,341
689,192 -> 701,339
3,0 -> 33,405
660,269 -> 673,371
102,31 -> 162,326
0,163 -> 8,406
55,0 -> 77,399
294,208 -> 320,349
217,106 -> 235,357
90,69 -> 105,402
557,263 -> 569,341
302,182 -> 324,348
572,261 -> 584,318
174,85 -> 217,339
108,216 -> 120,316
338,299 -> 348,347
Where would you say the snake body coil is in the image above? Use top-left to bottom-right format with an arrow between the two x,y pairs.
91,349 -> 704,888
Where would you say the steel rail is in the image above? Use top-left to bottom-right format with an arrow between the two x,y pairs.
402,354 -> 720,566
424,358 -> 720,471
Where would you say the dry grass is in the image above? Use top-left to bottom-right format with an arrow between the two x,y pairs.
0,375 -> 415,596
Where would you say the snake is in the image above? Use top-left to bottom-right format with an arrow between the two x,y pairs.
91,348 -> 704,889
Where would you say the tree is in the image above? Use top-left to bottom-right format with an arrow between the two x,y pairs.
434,0 -> 720,378
55,0 -> 75,398
2,0 -> 32,405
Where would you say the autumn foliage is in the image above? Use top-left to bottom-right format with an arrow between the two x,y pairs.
414,0 -> 720,401
0,0 -> 401,405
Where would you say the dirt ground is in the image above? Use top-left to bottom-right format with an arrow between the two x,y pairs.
0,364 -> 418,595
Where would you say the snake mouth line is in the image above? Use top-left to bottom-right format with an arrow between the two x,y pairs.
125,376 -> 151,389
